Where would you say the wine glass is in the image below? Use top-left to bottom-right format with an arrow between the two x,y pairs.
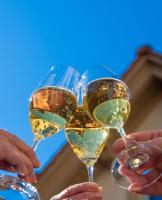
65,105 -> 109,182
81,65 -> 162,190
0,175 -> 40,200
64,65 -> 111,182
0,65 -> 80,200
30,65 -> 79,150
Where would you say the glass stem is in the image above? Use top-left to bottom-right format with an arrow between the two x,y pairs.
87,166 -> 94,182
117,127 -> 129,149
32,138 -> 40,151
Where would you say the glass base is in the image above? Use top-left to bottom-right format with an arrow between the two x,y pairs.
0,175 -> 40,200
111,143 -> 162,190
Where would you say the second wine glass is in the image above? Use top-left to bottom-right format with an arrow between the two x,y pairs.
65,106 -> 108,182
81,65 -> 162,190
64,65 -> 110,182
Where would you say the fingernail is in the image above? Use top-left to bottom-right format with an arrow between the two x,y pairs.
30,174 -> 37,184
18,169 -> 29,176
25,175 -> 32,183
17,167 -> 29,176
128,185 -> 132,191
98,186 -> 103,192
18,172 -> 26,176
10,166 -> 16,172
35,159 -> 40,167
34,176 -> 37,184
33,159 -> 40,168
88,183 -> 98,190
128,184 -> 140,192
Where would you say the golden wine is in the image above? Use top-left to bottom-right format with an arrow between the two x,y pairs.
93,99 -> 130,128
84,78 -> 130,128
65,106 -> 108,166
30,87 -> 77,140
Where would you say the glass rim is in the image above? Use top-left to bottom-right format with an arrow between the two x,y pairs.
85,77 -> 129,89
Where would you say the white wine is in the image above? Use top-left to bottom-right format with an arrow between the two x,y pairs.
30,87 -> 77,140
93,98 -> 130,128
84,78 -> 130,128
65,106 -> 108,166
30,109 -> 66,140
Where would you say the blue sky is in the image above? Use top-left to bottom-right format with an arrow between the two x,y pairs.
0,0 -> 162,198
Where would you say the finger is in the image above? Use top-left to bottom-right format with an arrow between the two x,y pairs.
157,157 -> 162,169
112,138 -> 125,154
149,138 -> 162,153
8,133 -> 40,168
0,161 -> 17,173
127,166 -> 162,192
118,153 -> 161,187
128,129 -> 162,142
119,166 -> 148,186
54,183 -> 101,199
18,152 -> 37,184
18,174 -> 32,183
3,146 -> 36,183
112,129 -> 162,154
18,173 -> 37,184
130,180 -> 162,196
4,148 -> 29,176
63,191 -> 103,200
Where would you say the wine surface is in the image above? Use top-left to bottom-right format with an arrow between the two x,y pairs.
65,106 -> 108,166
30,87 -> 77,140
84,78 -> 130,128
93,98 -> 130,128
